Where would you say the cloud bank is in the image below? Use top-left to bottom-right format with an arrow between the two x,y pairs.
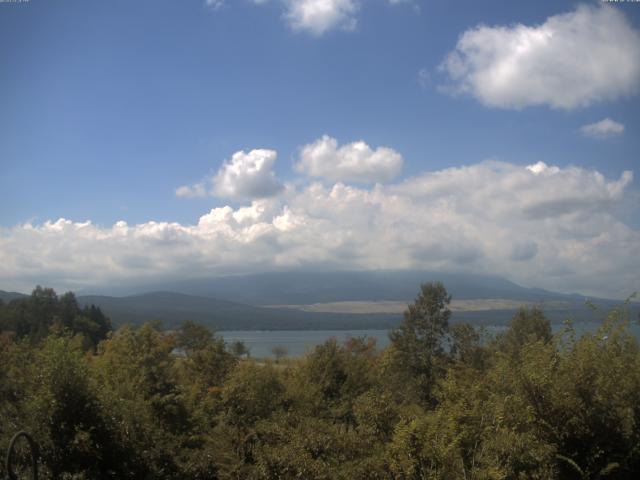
2,161 -> 637,298
440,5 -> 640,109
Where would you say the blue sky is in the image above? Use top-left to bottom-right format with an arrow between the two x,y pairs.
1,0 -> 639,297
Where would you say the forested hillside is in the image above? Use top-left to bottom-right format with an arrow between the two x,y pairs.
1,284 -> 640,479
75,291 -> 401,330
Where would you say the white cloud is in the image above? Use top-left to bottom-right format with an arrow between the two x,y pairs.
284,0 -> 359,35
205,0 -> 225,9
2,161 -> 638,298
176,149 -> 284,200
440,5 -> 640,109
176,183 -> 207,199
581,118 -> 625,139
295,135 -> 404,183
213,149 -> 284,199
526,161 -> 559,175
396,161 -> 633,220
239,0 -> 411,35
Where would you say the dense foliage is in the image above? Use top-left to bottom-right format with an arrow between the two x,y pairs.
1,283 -> 640,479
0,286 -> 111,348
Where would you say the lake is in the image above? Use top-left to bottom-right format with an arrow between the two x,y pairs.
220,321 -> 640,358
220,329 -> 392,358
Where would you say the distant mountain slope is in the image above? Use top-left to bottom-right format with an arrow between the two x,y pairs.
8,271 -> 634,331
80,270 -> 592,306
0,290 -> 27,303
75,290 -> 631,331
77,291 -> 401,330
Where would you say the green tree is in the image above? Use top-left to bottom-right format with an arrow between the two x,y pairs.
292,338 -> 376,426
1,288 -> 111,348
229,339 -> 250,358
389,281 -> 451,406
449,323 -> 489,370
177,321 -> 237,412
19,334 -> 125,479
271,345 -> 288,363
175,320 -> 213,353
80,304 -> 112,347
212,362 -> 286,478
92,323 -> 189,478
497,306 -> 551,356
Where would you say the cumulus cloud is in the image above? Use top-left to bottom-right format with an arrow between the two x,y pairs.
237,0 -> 411,35
2,161 -> 638,298
213,149 -> 284,199
176,149 -> 284,200
295,135 -> 404,183
283,0 -> 359,35
440,5 -> 640,109
581,118 -> 625,139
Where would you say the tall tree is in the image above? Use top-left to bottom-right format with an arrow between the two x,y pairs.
389,281 -> 451,406
498,306 -> 551,357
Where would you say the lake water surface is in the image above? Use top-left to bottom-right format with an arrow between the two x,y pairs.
220,329 -> 391,358
220,321 -> 640,358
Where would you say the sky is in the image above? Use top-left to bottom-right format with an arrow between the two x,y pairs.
1,0 -> 639,298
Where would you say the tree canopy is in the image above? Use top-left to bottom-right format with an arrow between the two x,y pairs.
1,284 -> 640,479
0,286 -> 111,348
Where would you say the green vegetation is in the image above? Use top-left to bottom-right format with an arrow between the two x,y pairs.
0,286 -> 111,348
1,283 -> 640,479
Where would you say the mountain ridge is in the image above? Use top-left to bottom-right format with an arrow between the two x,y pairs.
4,271 -> 634,331
76,270 -> 597,305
